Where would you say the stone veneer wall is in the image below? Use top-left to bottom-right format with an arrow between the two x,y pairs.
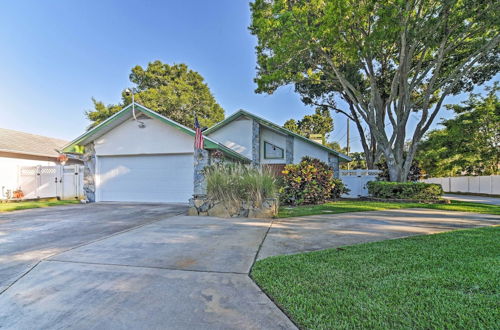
193,149 -> 210,197
328,154 -> 340,178
83,142 -> 96,202
285,135 -> 294,164
251,119 -> 260,166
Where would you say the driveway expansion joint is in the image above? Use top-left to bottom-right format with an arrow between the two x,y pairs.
45,259 -> 249,275
0,261 -> 42,296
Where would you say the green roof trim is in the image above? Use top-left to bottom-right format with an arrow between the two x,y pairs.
205,110 -> 352,162
62,103 -> 250,163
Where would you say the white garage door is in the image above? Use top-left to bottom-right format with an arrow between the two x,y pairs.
97,154 -> 193,203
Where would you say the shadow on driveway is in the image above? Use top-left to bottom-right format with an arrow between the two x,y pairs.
0,203 -> 187,292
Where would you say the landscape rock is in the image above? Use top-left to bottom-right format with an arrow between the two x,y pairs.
189,196 -> 277,218
207,203 -> 231,218
187,207 -> 199,216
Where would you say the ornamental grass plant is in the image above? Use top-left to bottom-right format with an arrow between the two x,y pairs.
204,163 -> 278,207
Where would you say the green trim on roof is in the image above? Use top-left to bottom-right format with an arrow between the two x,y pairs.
62,103 -> 250,163
62,104 -> 133,153
205,110 -> 352,162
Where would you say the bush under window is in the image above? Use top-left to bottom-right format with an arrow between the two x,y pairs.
280,156 -> 348,205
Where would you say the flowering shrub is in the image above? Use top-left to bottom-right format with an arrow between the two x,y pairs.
280,156 -> 345,205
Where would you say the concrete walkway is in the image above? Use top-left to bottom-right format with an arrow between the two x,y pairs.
1,205 -> 500,329
444,194 -> 500,205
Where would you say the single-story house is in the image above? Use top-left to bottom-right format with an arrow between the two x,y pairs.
0,128 -> 80,198
63,103 -> 350,203
205,109 -> 350,172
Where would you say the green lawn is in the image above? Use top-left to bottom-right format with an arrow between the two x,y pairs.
252,226 -> 500,329
0,199 -> 79,213
278,199 -> 500,218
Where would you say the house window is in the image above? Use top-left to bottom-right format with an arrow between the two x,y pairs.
264,141 -> 284,159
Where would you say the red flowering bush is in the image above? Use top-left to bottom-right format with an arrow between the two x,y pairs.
280,156 -> 342,205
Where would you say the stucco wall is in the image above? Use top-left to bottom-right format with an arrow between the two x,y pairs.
0,156 -> 55,198
207,117 -> 253,159
94,117 -> 194,156
260,127 -> 287,164
293,138 -> 330,163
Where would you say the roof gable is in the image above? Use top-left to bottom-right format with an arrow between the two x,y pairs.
205,110 -> 352,162
62,103 -> 250,162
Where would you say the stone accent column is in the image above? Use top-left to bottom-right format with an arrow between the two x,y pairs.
193,149 -> 210,197
83,143 -> 96,202
328,153 -> 340,178
251,119 -> 260,166
285,135 -> 294,164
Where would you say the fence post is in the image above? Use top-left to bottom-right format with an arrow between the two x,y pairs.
57,165 -> 63,199
36,165 -> 41,198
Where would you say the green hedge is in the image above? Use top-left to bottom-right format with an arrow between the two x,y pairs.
367,181 -> 443,200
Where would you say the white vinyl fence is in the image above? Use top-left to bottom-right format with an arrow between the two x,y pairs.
422,175 -> 500,195
340,169 -> 382,198
18,165 -> 84,200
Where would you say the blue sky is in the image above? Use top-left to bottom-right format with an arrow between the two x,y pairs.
0,0 -> 496,152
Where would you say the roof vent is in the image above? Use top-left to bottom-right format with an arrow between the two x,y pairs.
309,134 -> 323,144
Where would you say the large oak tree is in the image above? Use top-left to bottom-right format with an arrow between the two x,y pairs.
86,61 -> 225,129
250,0 -> 500,181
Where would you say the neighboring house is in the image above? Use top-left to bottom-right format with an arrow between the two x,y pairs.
0,128 -> 78,198
63,103 -> 350,203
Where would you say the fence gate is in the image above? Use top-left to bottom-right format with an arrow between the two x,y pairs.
38,166 -> 58,198
61,165 -> 84,199
340,169 -> 381,198
18,165 -> 84,200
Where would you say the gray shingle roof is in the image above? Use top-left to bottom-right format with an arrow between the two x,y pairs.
0,128 -> 68,158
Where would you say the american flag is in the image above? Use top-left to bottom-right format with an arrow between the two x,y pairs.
194,116 -> 204,150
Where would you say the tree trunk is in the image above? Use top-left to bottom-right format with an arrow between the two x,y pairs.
348,102 -> 378,169
387,161 -> 404,181
383,146 -> 406,182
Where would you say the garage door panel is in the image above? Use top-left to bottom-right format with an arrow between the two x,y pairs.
97,154 -> 193,203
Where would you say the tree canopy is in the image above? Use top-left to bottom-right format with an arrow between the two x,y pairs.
416,84 -> 500,177
250,0 -> 500,181
86,61 -> 224,129
283,107 -> 333,143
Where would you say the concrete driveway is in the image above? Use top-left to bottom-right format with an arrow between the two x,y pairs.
0,205 -> 295,330
258,208 -> 500,259
0,203 -> 187,292
1,205 -> 499,329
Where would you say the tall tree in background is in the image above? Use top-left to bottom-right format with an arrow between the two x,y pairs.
283,107 -> 333,143
417,84 -> 500,176
250,0 -> 500,181
86,61 -> 225,129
